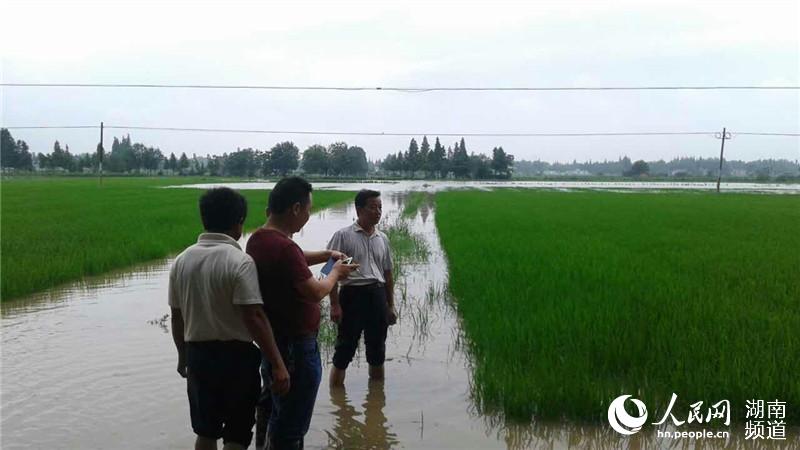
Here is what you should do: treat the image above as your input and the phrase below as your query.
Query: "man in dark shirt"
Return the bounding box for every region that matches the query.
[246,177,357,450]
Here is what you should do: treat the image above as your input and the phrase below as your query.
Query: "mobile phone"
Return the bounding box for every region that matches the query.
[321,256,354,276]
[321,257,336,276]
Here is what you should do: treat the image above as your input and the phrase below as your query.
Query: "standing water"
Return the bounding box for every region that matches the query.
[2,187,797,449]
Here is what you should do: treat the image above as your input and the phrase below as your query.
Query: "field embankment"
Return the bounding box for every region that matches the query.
[435,189,800,423]
[1,177,353,301]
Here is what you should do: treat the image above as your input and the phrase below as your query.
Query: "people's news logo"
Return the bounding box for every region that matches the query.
[607,394,788,441]
[607,395,648,435]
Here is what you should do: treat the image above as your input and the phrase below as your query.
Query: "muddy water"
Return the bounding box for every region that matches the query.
[2,191,798,449]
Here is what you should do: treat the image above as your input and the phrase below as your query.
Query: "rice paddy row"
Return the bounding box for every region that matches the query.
[0,177,353,301]
[434,189,800,423]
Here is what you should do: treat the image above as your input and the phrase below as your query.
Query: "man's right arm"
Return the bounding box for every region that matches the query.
[170,308,187,378]
[240,305,290,395]
[295,262,353,302]
[168,266,187,378]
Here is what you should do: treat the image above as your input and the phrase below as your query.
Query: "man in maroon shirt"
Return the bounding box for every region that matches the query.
[246,177,357,450]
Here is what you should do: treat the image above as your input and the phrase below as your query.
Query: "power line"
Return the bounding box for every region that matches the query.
[2,83,798,92]
[4,125,800,137]
[734,132,800,137]
[3,126,99,130]
[2,125,716,136]
[108,126,725,137]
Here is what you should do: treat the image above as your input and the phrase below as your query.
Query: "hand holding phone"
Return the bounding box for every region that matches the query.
[321,256,355,276]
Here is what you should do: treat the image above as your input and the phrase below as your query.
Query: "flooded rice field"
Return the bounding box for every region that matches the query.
[167,179,800,195]
[2,189,798,449]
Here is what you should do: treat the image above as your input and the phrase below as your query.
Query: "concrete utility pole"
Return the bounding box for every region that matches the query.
[98,121,104,185]
[715,127,731,193]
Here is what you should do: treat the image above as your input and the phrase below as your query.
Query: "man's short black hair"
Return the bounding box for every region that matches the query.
[268,176,313,215]
[355,189,381,209]
[199,187,248,233]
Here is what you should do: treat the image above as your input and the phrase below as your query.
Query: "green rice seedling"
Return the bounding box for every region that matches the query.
[435,189,800,423]
[401,191,428,218]
[0,177,353,300]
[385,220,429,265]
[317,301,338,362]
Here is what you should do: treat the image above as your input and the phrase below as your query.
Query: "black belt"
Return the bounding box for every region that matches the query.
[342,282,385,289]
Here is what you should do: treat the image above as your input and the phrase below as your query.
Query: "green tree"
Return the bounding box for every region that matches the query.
[328,142,349,176]
[225,148,257,177]
[406,138,419,176]
[451,138,470,178]
[15,140,33,171]
[168,153,178,172]
[107,136,138,173]
[419,136,431,176]
[429,137,446,179]
[328,142,368,176]
[625,160,650,177]
[270,141,300,176]
[346,146,369,176]
[491,146,514,179]
[141,147,164,174]
[50,141,76,171]
[1,128,16,168]
[1,129,33,170]
[301,144,330,175]
[207,155,222,176]
[469,153,492,179]
[179,152,190,174]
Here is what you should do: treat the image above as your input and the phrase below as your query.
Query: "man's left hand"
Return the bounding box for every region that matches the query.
[330,250,347,260]
[177,354,187,378]
[387,306,398,326]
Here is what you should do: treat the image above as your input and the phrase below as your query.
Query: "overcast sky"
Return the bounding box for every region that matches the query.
[2,0,798,162]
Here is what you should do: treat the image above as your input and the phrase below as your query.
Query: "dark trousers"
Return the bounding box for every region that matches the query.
[332,284,389,370]
[259,335,322,449]
[186,340,261,447]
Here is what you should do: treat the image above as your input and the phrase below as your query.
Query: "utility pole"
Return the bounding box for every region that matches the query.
[715,127,730,193]
[98,121,104,186]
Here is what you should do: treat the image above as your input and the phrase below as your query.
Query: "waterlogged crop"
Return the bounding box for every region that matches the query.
[1,177,353,300]
[435,189,800,423]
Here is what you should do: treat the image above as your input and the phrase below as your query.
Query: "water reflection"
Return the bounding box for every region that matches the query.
[326,381,399,450]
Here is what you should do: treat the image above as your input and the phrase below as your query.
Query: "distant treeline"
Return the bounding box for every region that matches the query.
[3,128,797,180]
[377,136,514,179]
[0,129,514,179]
[514,156,800,180]
[0,128,368,177]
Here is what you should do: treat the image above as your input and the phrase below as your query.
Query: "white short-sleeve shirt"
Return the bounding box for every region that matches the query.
[169,233,263,342]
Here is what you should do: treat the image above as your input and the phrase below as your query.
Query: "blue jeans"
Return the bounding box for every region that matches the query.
[260,335,322,447]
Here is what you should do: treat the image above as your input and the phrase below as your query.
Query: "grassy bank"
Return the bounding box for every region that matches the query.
[435,189,800,423]
[0,177,353,301]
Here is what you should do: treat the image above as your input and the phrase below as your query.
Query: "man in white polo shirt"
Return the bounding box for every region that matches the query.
[169,187,289,450]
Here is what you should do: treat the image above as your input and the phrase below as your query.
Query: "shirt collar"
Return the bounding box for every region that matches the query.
[352,221,379,237]
[198,232,242,250]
